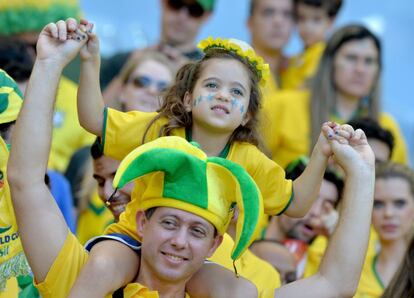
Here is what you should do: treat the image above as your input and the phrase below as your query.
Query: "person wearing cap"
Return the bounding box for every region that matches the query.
[0,0,95,173]
[0,69,31,296]
[7,31,378,297]
[102,0,215,107]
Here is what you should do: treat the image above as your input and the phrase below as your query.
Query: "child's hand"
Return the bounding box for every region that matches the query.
[36,18,88,66]
[78,19,100,61]
[329,124,375,172]
[315,121,341,158]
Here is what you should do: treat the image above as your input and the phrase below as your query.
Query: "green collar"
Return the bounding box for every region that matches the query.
[372,254,385,289]
[185,127,230,158]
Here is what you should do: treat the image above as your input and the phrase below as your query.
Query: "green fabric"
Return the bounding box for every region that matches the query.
[87,200,107,216]
[17,274,40,298]
[208,156,261,259]
[101,107,108,151]
[0,71,23,97]
[117,148,209,209]
[0,4,81,36]
[0,93,8,113]
[0,251,30,292]
[185,127,230,158]
[372,254,385,289]
[196,0,215,11]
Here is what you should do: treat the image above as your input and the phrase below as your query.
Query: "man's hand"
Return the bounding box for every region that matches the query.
[329,124,375,173]
[36,18,88,67]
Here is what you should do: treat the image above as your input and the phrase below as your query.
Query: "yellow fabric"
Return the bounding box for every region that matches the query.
[76,190,114,245]
[103,108,292,217]
[48,76,95,172]
[36,232,184,298]
[0,138,29,291]
[0,69,23,125]
[354,253,384,298]
[266,91,409,168]
[110,136,265,260]
[303,227,379,278]
[209,233,280,296]
[281,42,326,90]
[0,278,18,298]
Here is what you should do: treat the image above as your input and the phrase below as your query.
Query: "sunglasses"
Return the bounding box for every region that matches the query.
[130,75,169,93]
[167,0,205,18]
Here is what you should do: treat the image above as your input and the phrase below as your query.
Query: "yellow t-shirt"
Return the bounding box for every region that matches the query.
[102,108,293,217]
[267,91,409,168]
[0,278,18,298]
[48,76,95,172]
[35,232,189,298]
[303,227,379,278]
[354,254,384,298]
[209,233,280,297]
[76,191,114,245]
[281,42,326,90]
[0,138,30,292]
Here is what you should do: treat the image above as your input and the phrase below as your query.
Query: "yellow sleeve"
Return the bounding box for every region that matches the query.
[379,113,409,164]
[102,108,171,161]
[35,232,88,298]
[228,143,293,215]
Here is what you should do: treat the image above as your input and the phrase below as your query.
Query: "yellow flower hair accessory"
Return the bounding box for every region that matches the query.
[198,37,270,87]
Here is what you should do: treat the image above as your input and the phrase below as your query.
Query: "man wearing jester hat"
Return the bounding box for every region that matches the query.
[6,33,263,296]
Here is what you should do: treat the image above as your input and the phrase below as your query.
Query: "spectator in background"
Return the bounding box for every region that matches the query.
[281,0,343,90]
[355,162,414,298]
[115,51,175,112]
[267,24,408,168]
[247,0,294,95]
[76,139,132,244]
[0,0,95,173]
[102,0,215,106]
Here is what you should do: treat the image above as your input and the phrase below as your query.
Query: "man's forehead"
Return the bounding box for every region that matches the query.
[254,0,293,11]
[152,207,214,228]
[93,156,120,176]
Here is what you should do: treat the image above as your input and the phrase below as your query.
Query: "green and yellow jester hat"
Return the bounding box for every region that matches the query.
[0,69,23,125]
[0,0,81,36]
[108,136,264,262]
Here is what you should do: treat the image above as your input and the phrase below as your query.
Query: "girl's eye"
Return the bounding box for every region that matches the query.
[232,88,243,96]
[394,199,407,209]
[373,200,384,209]
[205,82,217,89]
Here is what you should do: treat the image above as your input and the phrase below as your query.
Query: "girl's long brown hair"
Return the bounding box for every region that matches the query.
[309,24,382,147]
[142,48,263,147]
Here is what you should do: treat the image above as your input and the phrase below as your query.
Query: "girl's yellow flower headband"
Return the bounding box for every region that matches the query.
[198,37,270,87]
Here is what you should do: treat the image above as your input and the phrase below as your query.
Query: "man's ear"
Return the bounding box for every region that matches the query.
[136,211,147,238]
[183,91,193,112]
[206,234,223,258]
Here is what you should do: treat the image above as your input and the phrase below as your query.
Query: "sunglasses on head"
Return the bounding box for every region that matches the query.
[130,75,169,93]
[167,0,205,18]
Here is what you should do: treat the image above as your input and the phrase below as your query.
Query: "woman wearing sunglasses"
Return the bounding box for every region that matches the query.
[116,51,175,112]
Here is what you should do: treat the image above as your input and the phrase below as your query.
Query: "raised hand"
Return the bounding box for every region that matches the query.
[36,18,88,67]
[78,19,100,61]
[329,124,375,172]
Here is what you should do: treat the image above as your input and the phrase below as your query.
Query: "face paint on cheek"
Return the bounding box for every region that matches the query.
[207,93,214,102]
[193,95,202,107]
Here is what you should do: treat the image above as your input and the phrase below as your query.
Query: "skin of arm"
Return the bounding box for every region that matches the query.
[7,19,88,282]
[275,126,375,297]
[77,23,105,136]
[287,123,335,217]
